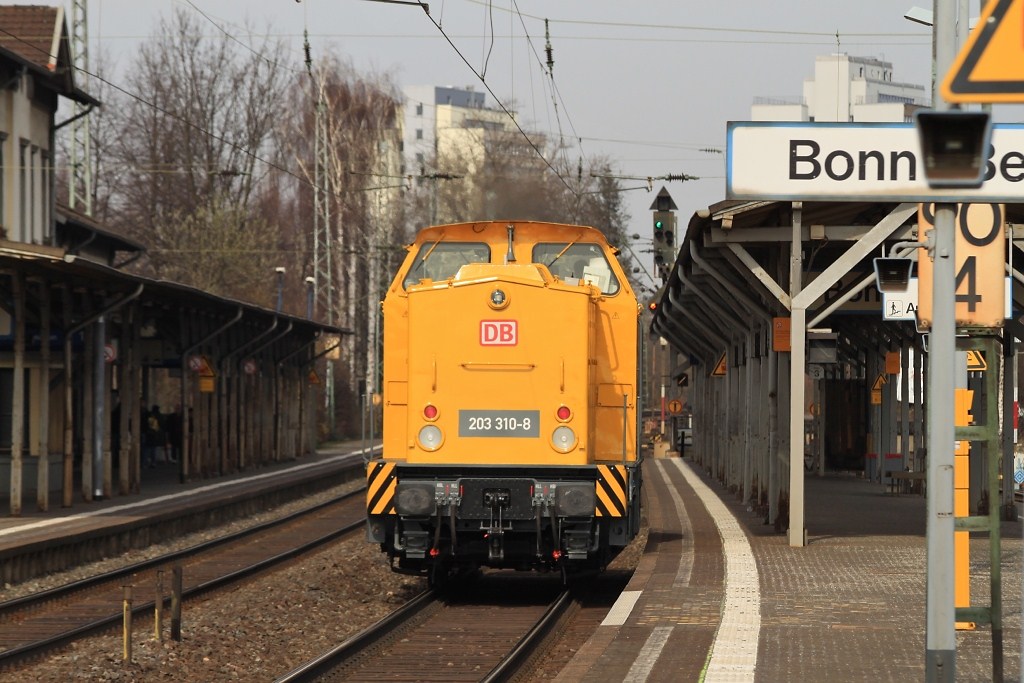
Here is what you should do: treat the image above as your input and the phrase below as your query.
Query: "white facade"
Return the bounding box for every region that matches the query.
[752,54,927,123]
[401,85,511,178]
[0,74,54,245]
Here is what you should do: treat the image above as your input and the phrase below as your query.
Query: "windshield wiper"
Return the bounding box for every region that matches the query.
[546,236,580,269]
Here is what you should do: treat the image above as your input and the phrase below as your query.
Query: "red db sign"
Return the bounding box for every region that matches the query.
[480,320,517,346]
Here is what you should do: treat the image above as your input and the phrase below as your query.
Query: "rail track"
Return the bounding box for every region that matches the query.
[0,489,367,670]
[275,572,585,683]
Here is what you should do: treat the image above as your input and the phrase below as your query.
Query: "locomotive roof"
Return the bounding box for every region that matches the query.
[413,221,610,244]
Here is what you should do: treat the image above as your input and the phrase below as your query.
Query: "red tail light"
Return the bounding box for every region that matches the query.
[423,404,438,420]
[429,547,440,557]
[556,405,571,421]
[552,550,563,561]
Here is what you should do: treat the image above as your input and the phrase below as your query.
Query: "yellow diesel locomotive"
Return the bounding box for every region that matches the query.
[366,220,643,581]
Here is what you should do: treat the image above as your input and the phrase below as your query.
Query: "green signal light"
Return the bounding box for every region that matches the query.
[654,220,664,230]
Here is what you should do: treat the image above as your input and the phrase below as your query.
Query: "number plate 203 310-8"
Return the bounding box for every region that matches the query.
[458,410,540,438]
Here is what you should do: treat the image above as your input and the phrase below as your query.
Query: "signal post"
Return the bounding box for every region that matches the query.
[651,187,677,282]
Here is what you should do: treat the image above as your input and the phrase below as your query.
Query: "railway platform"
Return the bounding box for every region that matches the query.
[559,455,1022,683]
[0,441,374,586]
[1,443,1020,681]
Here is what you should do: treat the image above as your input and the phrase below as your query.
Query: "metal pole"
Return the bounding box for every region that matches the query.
[305,276,314,319]
[275,267,285,313]
[154,569,164,642]
[9,272,24,516]
[767,344,779,526]
[789,203,806,547]
[982,336,1004,681]
[926,0,958,679]
[659,375,666,438]
[122,585,132,661]
[93,316,105,499]
[170,564,182,641]
[927,203,957,682]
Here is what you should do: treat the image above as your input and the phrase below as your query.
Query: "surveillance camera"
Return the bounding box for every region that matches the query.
[873,257,913,293]
[914,110,992,188]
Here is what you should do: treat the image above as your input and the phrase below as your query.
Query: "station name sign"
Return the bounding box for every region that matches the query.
[726,121,1024,202]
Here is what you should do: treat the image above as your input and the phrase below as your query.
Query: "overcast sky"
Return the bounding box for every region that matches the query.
[81,0,1015,259]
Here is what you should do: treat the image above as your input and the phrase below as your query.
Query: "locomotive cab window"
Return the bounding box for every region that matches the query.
[404,242,490,288]
[534,242,620,295]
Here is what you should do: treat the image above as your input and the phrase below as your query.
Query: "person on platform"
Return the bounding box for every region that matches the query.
[143,405,163,468]
[166,406,182,464]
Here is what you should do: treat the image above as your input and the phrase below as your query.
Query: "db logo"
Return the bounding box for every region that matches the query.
[480,320,517,346]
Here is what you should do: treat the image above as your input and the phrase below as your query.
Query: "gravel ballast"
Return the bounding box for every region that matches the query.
[4,479,646,682]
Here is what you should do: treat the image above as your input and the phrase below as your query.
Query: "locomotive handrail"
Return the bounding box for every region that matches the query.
[621,393,628,465]
[460,362,536,370]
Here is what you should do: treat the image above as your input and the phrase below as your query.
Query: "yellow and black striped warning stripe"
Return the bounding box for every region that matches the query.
[366,461,397,515]
[595,464,627,517]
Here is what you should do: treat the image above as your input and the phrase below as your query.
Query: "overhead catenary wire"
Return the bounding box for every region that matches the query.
[88,30,928,48]
[75,8,926,176]
[413,1,578,197]
[507,1,589,174]
[182,0,304,74]
[0,25,358,206]
[459,1,927,38]
[480,0,495,79]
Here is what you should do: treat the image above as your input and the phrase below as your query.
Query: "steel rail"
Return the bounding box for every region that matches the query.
[272,590,438,683]
[481,589,573,682]
[0,479,362,616]
[275,586,572,683]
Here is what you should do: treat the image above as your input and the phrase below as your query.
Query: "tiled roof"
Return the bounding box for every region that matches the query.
[0,5,61,71]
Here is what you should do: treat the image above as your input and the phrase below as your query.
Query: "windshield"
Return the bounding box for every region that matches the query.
[403,242,491,288]
[533,242,620,295]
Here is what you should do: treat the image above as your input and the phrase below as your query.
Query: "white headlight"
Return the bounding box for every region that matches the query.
[418,425,443,451]
[551,426,577,452]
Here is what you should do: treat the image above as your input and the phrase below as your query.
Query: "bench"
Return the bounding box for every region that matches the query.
[888,470,926,495]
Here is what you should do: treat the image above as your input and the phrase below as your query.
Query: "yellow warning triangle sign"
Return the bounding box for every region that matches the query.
[966,349,987,371]
[872,374,887,391]
[942,0,1024,103]
[712,352,727,377]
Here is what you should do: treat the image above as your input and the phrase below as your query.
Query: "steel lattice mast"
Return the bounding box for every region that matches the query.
[306,31,336,436]
[69,0,92,215]
[312,96,332,324]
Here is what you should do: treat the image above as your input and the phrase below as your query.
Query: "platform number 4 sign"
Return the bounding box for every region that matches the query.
[916,203,1005,330]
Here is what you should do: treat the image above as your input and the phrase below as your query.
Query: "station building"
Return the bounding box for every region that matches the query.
[0,6,346,516]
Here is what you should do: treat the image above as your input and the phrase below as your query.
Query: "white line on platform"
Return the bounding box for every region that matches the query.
[656,459,694,589]
[670,458,761,682]
[0,446,378,539]
[623,626,674,682]
[601,590,642,627]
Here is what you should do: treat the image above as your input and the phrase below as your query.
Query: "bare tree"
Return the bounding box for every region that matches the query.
[407,135,640,293]
[55,49,129,226]
[278,56,403,428]
[106,9,289,302]
[412,129,631,238]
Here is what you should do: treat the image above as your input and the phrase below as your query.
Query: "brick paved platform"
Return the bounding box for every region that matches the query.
[559,457,1022,683]
[0,441,373,584]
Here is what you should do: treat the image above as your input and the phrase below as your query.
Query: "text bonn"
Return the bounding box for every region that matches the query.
[789,140,1024,183]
